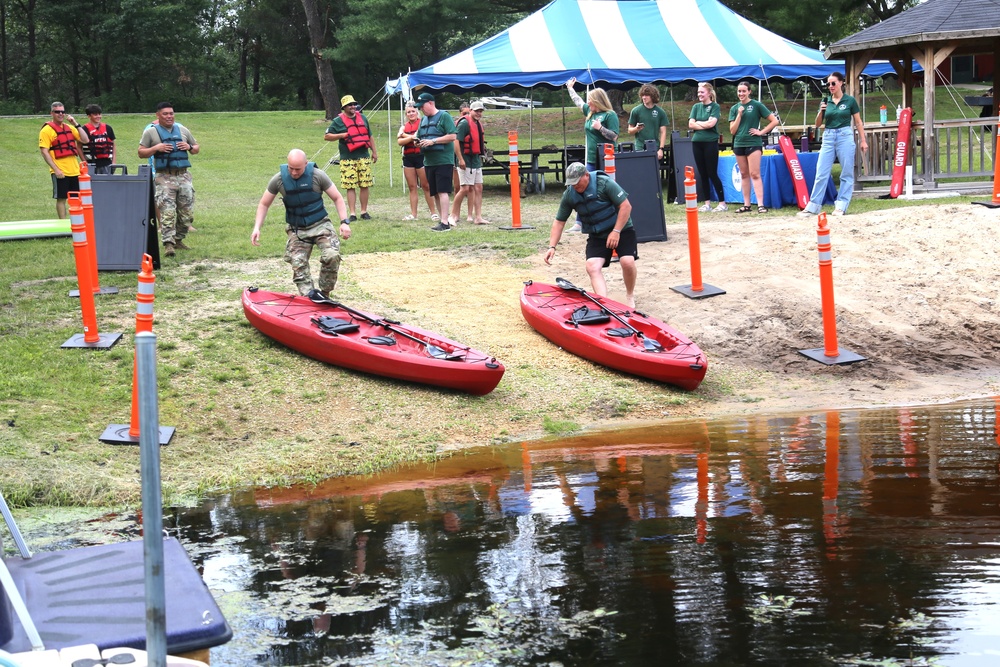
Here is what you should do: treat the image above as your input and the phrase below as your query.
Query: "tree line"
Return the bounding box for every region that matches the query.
[0,0,910,117]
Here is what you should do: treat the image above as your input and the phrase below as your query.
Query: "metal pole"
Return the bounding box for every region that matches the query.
[136,331,167,667]
[0,493,31,558]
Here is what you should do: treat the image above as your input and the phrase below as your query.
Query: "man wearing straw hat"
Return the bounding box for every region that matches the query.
[324,94,377,221]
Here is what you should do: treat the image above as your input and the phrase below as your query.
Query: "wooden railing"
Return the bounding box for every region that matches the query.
[857,117,997,184]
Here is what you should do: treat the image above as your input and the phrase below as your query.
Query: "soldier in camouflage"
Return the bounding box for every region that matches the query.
[252,149,352,298]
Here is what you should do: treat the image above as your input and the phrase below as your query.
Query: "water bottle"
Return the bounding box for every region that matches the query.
[879,105,887,125]
[896,105,902,121]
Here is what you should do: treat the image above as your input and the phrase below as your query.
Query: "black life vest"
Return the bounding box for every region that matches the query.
[459,117,484,156]
[417,111,448,153]
[402,118,421,156]
[84,122,113,161]
[565,171,619,235]
[152,124,192,170]
[280,162,328,228]
[43,121,79,159]
[339,112,372,152]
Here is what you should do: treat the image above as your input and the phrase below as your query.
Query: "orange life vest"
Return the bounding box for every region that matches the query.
[43,121,79,159]
[460,117,484,156]
[339,112,372,152]
[84,122,113,160]
[402,118,421,156]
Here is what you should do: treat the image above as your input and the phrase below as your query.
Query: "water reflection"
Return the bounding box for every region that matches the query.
[171,398,1000,666]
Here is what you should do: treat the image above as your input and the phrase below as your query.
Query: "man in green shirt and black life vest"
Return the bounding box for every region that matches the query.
[251,149,352,300]
[544,162,639,309]
[138,102,200,257]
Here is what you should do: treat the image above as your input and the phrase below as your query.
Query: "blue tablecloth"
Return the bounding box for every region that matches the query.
[717,152,837,209]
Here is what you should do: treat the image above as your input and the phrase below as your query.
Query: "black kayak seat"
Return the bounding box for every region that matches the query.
[313,316,360,335]
[570,306,611,325]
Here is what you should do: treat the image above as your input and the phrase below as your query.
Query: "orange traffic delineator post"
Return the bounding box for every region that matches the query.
[799,213,865,365]
[972,132,1000,208]
[671,166,725,299]
[101,253,174,445]
[500,130,535,231]
[603,143,616,181]
[69,162,119,297]
[61,192,122,349]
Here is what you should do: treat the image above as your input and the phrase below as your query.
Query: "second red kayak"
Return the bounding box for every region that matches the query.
[520,280,707,390]
[242,287,504,395]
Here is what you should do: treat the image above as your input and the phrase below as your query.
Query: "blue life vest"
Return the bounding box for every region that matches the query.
[152,124,191,170]
[417,111,447,152]
[565,171,619,234]
[280,162,328,228]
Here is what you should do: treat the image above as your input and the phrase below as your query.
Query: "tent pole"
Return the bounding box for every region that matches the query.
[388,92,394,189]
[530,87,534,150]
[669,84,675,133]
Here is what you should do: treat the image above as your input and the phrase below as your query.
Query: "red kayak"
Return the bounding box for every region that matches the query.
[520,279,707,390]
[242,287,504,395]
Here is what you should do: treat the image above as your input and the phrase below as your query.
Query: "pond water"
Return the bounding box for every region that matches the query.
[170,398,1000,666]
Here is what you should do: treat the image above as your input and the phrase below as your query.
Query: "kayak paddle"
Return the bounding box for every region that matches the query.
[554,277,664,352]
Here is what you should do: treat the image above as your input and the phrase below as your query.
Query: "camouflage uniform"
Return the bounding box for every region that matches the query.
[285,219,341,296]
[155,170,194,245]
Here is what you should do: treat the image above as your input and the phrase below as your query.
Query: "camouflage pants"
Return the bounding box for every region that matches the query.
[155,171,195,244]
[284,220,341,295]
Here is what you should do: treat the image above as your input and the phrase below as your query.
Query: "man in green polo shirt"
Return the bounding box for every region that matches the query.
[544,163,639,308]
[627,83,669,161]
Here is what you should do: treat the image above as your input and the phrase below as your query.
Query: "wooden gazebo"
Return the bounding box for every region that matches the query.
[826,0,998,187]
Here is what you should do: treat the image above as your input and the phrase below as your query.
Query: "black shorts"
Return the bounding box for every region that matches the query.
[425,164,453,196]
[733,145,763,157]
[51,174,80,200]
[586,226,639,268]
[402,153,425,169]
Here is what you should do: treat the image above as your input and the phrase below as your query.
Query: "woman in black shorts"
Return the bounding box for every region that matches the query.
[397,102,439,221]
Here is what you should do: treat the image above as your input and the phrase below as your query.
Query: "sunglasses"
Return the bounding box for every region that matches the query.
[827,81,839,87]
[53,110,65,114]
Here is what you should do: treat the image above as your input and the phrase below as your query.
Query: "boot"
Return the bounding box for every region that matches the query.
[163,242,176,257]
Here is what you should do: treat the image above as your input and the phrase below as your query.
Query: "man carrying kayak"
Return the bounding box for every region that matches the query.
[544,162,638,308]
[251,149,351,300]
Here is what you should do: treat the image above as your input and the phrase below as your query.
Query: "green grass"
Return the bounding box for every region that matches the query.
[0,106,989,510]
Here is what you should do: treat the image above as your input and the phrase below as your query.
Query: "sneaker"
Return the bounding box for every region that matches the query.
[307,288,328,303]
[360,212,371,220]
[832,208,845,216]
[569,223,582,233]
[698,203,712,213]
[163,243,175,257]
[713,202,728,212]
[174,240,191,250]
[402,214,416,221]
[430,222,452,232]
[430,213,441,222]
[796,210,813,218]
[349,214,357,222]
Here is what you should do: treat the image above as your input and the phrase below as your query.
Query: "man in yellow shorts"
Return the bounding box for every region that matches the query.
[324,95,377,221]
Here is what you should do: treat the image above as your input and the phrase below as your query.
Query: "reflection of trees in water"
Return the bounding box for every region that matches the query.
[171,400,1000,665]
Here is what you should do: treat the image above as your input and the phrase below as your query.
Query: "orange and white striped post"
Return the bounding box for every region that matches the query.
[798,214,865,365]
[670,166,725,299]
[603,143,616,181]
[500,130,534,231]
[973,132,1000,207]
[100,253,173,444]
[76,162,119,296]
[61,193,122,349]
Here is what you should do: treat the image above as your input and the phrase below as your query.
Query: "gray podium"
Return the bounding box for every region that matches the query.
[90,165,160,270]
[600,142,667,243]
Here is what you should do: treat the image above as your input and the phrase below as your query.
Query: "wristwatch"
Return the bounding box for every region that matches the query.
[341,218,350,225]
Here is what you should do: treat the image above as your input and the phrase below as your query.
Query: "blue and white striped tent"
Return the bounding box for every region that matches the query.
[389,0,896,94]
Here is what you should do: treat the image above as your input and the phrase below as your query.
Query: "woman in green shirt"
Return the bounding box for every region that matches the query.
[798,71,868,217]
[565,77,620,170]
[728,81,779,213]
[688,82,726,212]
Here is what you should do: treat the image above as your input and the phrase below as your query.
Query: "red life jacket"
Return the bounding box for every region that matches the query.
[339,112,372,152]
[460,117,484,156]
[43,121,79,159]
[402,118,421,156]
[84,122,113,160]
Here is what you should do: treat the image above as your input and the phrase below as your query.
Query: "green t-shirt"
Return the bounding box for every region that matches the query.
[417,111,457,167]
[689,102,722,142]
[728,100,773,148]
[326,113,372,160]
[555,173,633,234]
[822,94,860,130]
[581,103,619,165]
[455,117,483,169]
[627,104,669,148]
